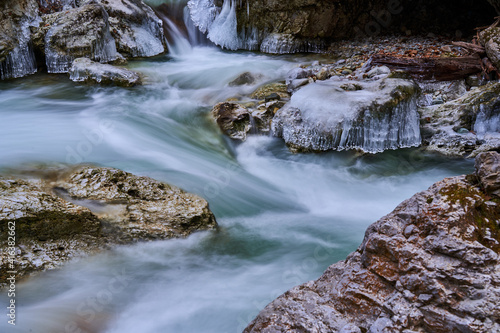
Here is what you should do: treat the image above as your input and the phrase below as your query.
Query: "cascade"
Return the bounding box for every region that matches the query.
[162,14,193,56]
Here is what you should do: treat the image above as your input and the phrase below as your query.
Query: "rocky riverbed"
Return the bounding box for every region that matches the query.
[0,165,217,287]
[244,152,500,333]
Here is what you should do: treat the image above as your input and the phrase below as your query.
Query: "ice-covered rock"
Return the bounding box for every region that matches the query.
[421,82,500,157]
[39,3,118,73]
[69,57,141,86]
[272,77,422,153]
[245,153,500,333]
[101,0,166,58]
[0,0,39,80]
[0,165,217,286]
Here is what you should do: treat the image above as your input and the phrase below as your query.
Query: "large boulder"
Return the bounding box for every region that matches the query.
[420,82,500,157]
[245,154,500,333]
[69,57,141,86]
[0,165,217,286]
[476,151,500,197]
[34,3,118,73]
[272,75,421,153]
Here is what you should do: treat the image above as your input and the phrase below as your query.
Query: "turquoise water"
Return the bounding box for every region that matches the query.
[0,46,473,333]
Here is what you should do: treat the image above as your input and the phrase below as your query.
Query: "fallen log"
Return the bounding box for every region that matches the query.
[451,41,485,55]
[369,54,483,81]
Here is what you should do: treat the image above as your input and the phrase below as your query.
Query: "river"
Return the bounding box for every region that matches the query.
[0,8,473,333]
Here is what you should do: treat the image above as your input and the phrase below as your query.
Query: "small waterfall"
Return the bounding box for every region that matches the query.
[163,15,193,56]
[0,17,38,80]
[474,104,500,139]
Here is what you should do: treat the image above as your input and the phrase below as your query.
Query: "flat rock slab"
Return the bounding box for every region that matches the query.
[69,57,141,86]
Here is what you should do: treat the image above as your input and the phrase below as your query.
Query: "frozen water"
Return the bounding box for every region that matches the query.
[0,17,38,80]
[273,78,422,153]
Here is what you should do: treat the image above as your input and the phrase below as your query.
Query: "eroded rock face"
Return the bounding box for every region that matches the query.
[245,154,500,333]
[226,0,495,53]
[272,75,421,153]
[69,57,141,86]
[421,82,500,157]
[0,165,217,286]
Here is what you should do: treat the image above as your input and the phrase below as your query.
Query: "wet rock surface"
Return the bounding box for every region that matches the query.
[245,152,500,333]
[211,102,252,141]
[230,0,496,54]
[0,165,217,286]
[69,57,141,86]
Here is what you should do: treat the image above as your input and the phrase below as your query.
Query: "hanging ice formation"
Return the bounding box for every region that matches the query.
[45,6,118,73]
[187,0,257,50]
[0,17,39,80]
[272,78,422,153]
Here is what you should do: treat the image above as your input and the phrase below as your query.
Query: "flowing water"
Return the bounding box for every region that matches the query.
[0,3,474,333]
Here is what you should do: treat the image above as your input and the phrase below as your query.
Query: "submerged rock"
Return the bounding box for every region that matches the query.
[272,76,422,153]
[69,57,141,86]
[0,165,217,286]
[245,153,500,333]
[421,82,500,157]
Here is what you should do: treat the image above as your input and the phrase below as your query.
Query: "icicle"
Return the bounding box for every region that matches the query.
[272,79,422,153]
[474,104,500,139]
[0,17,38,80]
[206,0,239,50]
